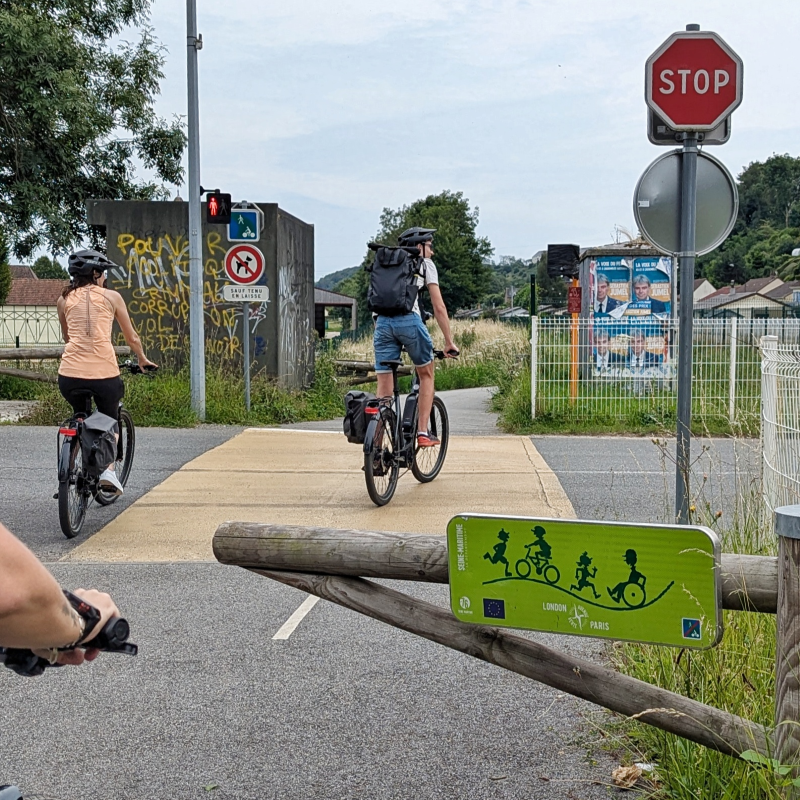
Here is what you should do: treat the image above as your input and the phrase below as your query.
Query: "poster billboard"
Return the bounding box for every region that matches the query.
[589,255,673,381]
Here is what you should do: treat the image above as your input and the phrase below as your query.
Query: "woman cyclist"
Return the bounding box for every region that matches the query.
[57,249,157,496]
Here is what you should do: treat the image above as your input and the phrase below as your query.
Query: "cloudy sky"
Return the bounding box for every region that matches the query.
[142,1,800,279]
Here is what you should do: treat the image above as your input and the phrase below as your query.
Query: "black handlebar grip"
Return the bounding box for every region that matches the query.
[83,617,130,650]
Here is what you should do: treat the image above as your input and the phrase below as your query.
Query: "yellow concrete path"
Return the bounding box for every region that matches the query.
[63,429,575,562]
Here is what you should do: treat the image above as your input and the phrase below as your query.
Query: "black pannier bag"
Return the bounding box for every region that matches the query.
[80,411,119,476]
[343,390,375,444]
[365,246,424,316]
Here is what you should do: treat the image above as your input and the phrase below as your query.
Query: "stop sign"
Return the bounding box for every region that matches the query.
[646,31,742,131]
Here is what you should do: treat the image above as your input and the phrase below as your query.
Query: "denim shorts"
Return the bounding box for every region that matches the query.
[373,313,434,372]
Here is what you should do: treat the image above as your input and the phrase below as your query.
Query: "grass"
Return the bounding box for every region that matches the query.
[333,318,530,393]
[19,349,346,428]
[609,446,784,799]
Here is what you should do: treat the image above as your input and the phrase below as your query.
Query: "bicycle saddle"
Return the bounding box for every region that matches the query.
[379,360,404,369]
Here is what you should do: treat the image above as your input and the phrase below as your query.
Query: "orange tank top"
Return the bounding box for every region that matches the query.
[59,286,120,379]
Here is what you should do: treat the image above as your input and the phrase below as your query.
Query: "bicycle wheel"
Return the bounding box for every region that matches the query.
[411,396,449,482]
[58,439,89,538]
[95,408,135,506]
[364,409,399,506]
[543,564,561,586]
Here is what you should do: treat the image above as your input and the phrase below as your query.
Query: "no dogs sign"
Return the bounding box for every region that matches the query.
[224,244,265,285]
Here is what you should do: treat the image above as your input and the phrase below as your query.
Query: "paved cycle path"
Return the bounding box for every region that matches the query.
[62,428,573,562]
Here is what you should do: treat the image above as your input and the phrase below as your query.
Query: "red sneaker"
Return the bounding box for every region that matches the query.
[417,431,440,448]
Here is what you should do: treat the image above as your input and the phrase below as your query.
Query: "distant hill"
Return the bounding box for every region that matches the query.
[316,265,360,291]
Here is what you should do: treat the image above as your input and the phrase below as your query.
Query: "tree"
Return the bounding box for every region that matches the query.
[0,229,10,305]
[32,256,68,280]
[342,191,493,323]
[0,1,186,259]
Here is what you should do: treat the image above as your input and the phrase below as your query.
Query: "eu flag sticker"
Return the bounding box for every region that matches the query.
[682,618,702,640]
[483,598,506,619]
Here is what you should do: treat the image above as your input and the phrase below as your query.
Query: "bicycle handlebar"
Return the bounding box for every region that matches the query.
[0,591,137,677]
[120,360,158,376]
[433,348,460,360]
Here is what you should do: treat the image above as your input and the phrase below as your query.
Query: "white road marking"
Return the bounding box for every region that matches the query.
[272,595,320,640]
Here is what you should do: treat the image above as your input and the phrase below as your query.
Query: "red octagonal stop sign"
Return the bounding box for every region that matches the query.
[646,31,743,131]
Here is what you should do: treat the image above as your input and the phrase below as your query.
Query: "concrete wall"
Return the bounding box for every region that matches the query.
[86,200,314,388]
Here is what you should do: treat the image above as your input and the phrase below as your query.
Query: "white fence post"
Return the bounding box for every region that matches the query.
[729,316,738,425]
[761,335,779,518]
[530,315,538,420]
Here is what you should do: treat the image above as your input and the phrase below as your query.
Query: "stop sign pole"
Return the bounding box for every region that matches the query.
[645,25,743,524]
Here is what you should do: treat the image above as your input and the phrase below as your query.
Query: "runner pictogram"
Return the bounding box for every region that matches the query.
[224,244,265,285]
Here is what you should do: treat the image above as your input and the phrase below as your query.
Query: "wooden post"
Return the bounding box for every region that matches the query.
[0,346,130,361]
[775,505,800,780]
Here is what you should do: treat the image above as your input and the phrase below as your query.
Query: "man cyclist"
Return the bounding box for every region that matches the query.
[56,250,157,496]
[373,227,458,446]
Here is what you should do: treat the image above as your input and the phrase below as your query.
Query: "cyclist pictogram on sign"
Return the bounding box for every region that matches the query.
[224,244,265,285]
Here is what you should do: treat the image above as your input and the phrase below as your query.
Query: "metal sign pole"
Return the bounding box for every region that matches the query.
[243,302,251,412]
[186,0,205,419]
[675,133,699,524]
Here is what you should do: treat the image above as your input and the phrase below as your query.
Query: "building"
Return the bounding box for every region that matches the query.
[694,277,794,318]
[1,267,66,346]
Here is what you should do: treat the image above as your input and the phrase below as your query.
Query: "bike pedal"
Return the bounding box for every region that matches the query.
[52,491,59,500]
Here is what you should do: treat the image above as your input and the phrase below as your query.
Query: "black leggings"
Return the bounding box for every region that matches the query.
[58,375,125,419]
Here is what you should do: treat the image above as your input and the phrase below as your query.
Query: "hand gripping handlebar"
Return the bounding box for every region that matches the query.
[0,590,137,677]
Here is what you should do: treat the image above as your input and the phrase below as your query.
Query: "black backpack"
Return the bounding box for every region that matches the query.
[365,246,425,317]
[80,410,119,476]
[343,391,375,444]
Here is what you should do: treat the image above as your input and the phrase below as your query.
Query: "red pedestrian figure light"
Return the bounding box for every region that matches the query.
[206,191,232,224]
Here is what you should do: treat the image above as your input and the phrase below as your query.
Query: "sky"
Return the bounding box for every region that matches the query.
[138,0,800,280]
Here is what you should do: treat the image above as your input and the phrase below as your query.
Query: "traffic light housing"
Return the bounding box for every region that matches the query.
[206,191,232,224]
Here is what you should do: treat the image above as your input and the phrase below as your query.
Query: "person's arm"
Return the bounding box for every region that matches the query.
[107,291,158,368]
[426,283,458,357]
[0,523,119,655]
[56,296,69,344]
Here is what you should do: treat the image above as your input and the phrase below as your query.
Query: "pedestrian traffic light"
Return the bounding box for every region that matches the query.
[206,191,232,224]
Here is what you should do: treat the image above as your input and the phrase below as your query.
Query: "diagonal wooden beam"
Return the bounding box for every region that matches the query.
[248,567,770,759]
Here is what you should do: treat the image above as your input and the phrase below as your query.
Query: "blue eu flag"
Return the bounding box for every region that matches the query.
[483,598,505,619]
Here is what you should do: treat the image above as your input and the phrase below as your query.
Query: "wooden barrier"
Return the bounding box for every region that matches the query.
[0,346,130,360]
[213,522,774,759]
[213,522,779,613]
[0,346,131,383]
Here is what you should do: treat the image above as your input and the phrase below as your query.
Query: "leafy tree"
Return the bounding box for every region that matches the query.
[341,191,494,323]
[0,228,10,305]
[0,1,186,259]
[738,154,800,230]
[32,256,68,279]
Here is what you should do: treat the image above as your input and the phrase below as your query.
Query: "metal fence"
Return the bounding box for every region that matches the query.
[761,335,800,516]
[0,308,61,347]
[530,316,800,432]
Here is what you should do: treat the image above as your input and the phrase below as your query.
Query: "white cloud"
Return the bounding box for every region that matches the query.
[138,0,800,276]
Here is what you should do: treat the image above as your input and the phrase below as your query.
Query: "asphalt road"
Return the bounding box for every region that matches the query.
[0,425,242,561]
[2,397,763,799]
[532,434,761,525]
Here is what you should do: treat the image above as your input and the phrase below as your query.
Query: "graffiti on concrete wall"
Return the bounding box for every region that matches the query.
[108,231,270,360]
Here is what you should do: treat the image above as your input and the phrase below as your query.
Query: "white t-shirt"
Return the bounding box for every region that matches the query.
[413,258,439,317]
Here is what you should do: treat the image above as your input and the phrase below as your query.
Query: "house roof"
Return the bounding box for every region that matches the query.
[694,278,714,289]
[695,291,787,310]
[10,265,36,280]
[5,278,67,306]
[314,287,356,306]
[765,280,800,300]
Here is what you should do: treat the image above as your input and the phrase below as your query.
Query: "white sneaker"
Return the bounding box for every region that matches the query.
[98,468,124,496]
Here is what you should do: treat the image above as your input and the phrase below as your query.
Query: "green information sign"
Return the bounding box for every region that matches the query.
[448,514,722,649]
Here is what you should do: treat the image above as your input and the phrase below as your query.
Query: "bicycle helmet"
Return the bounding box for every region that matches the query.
[68,249,117,278]
[398,227,436,246]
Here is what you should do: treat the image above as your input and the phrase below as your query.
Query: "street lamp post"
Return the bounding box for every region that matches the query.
[186,0,205,419]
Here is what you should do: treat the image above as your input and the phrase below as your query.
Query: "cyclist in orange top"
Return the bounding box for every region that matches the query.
[56,250,157,496]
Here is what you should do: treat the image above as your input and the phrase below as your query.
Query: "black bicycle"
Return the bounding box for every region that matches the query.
[362,350,452,506]
[56,361,156,539]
